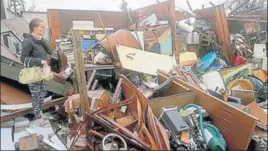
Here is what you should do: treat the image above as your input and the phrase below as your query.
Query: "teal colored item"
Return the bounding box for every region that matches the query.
[199,52,217,72]
[184,104,226,151]
[159,36,172,55]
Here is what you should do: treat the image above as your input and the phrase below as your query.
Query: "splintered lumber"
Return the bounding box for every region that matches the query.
[72,30,90,116]
[1,97,67,122]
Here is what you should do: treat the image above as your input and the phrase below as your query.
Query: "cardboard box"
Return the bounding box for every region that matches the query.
[155,70,257,150]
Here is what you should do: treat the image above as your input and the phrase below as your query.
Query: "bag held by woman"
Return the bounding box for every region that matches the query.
[19,58,53,84]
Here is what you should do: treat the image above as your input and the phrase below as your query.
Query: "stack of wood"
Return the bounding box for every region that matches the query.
[231,34,253,58]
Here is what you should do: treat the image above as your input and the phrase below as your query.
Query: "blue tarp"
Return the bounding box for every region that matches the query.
[80,40,97,52]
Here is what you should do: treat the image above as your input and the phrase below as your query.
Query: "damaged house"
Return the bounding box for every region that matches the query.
[0,0,267,150]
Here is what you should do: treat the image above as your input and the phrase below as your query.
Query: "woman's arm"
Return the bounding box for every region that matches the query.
[20,39,42,67]
[41,38,53,55]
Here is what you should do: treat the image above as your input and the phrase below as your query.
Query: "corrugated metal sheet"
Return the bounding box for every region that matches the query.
[48,9,129,48]
[2,18,29,40]
[57,10,128,34]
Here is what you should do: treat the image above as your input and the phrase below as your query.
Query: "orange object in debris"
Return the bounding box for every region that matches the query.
[180,130,190,144]
[98,29,141,61]
[253,69,267,82]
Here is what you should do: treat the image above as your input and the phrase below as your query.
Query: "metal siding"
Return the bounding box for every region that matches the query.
[56,10,128,35]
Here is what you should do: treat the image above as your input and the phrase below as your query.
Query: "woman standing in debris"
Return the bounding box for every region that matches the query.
[20,18,53,123]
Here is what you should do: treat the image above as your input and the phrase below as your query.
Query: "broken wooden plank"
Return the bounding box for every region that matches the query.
[72,30,90,115]
[86,70,96,90]
[1,96,52,110]
[169,0,177,52]
[1,97,67,122]
[91,80,98,90]
[0,82,31,104]
[112,78,123,103]
[84,64,115,71]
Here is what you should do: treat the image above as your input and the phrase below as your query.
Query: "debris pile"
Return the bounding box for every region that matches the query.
[1,0,267,151]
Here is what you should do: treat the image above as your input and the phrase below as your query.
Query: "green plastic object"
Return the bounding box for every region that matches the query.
[203,123,226,150]
[184,104,226,151]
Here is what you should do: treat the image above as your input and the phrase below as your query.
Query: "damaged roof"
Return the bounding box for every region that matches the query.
[1,17,29,40]
[1,21,10,33]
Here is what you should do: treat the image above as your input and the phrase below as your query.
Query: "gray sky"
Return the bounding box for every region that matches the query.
[25,0,226,12]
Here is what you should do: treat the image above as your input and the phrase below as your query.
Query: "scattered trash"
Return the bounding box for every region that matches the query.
[0,1,267,150]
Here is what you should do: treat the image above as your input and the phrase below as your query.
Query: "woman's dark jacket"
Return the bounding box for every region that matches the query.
[20,33,53,67]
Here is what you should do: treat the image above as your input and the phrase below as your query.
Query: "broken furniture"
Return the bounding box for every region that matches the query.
[156,70,258,150]
[1,97,67,122]
[65,75,170,150]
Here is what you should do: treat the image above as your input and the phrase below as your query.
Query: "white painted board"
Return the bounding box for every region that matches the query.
[73,20,94,29]
[201,71,226,91]
[1,128,15,150]
[262,57,267,71]
[116,44,175,76]
[140,13,158,26]
[254,44,266,58]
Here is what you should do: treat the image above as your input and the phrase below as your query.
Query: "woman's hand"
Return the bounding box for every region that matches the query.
[41,60,47,65]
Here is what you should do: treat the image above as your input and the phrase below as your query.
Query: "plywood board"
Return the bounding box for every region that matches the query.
[231,90,255,105]
[1,96,52,110]
[0,82,31,104]
[150,92,196,117]
[247,101,267,128]
[116,44,175,75]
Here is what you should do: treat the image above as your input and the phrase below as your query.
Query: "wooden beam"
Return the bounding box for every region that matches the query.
[209,1,216,7]
[91,80,98,90]
[97,12,116,62]
[112,78,123,103]
[72,30,90,116]
[186,0,193,11]
[1,97,67,122]
[214,5,233,63]
[127,9,143,50]
[169,0,177,52]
